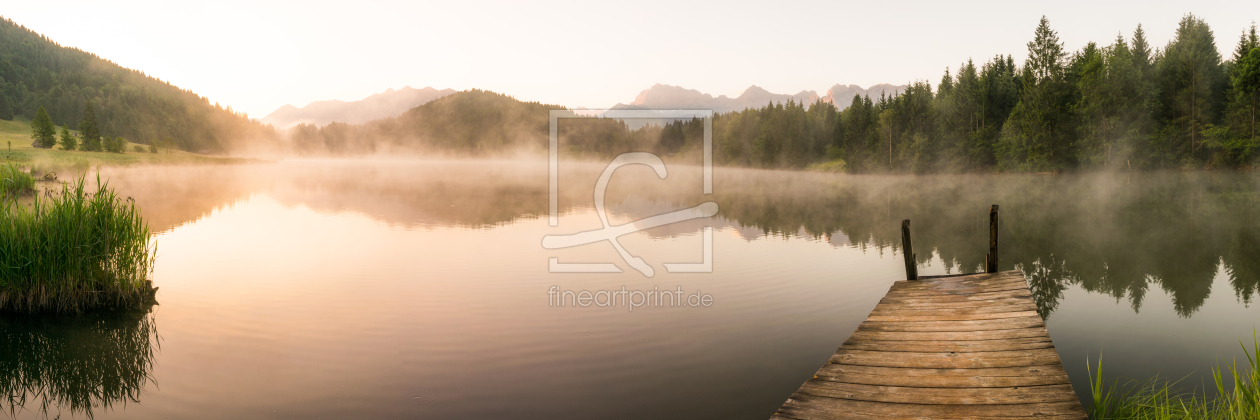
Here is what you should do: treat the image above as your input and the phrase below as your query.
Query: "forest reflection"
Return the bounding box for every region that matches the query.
[99,161,1260,319]
[0,307,157,418]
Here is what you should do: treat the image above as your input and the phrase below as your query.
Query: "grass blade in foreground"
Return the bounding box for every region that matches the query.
[1090,331,1260,419]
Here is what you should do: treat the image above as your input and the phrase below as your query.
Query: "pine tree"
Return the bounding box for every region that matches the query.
[58,125,76,150]
[998,16,1074,171]
[1156,14,1226,165]
[1132,24,1154,79]
[1027,16,1066,83]
[79,101,101,152]
[30,105,56,148]
[1225,22,1260,164]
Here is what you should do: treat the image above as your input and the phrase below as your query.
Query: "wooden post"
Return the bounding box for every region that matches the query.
[901,219,917,280]
[986,205,999,273]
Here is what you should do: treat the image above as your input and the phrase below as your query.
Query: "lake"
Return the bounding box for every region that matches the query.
[3,159,1258,419]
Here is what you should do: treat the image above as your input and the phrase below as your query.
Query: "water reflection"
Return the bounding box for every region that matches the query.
[98,161,1260,319]
[0,307,157,418]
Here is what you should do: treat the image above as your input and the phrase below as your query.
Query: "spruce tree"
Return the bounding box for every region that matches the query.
[1156,14,1225,163]
[58,125,77,150]
[79,101,101,152]
[1226,25,1260,162]
[1027,16,1066,83]
[998,16,1073,171]
[1132,24,1154,78]
[30,106,56,148]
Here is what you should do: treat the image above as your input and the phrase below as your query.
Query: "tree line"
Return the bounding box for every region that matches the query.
[0,17,275,152]
[289,15,1259,172]
[712,15,1260,172]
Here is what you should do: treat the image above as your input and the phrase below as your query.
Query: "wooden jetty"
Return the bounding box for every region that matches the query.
[773,207,1087,419]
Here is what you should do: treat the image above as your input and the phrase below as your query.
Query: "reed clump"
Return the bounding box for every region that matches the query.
[0,175,156,313]
[0,163,34,198]
[1089,332,1260,419]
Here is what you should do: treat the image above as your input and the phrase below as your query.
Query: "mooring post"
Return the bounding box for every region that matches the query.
[901,219,917,280]
[986,205,999,273]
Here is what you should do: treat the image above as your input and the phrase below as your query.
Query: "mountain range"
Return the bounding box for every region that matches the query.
[611,83,906,113]
[261,86,455,129]
[266,83,907,129]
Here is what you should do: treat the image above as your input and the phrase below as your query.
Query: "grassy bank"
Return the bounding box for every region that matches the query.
[1089,333,1260,419]
[1,118,259,174]
[0,176,156,313]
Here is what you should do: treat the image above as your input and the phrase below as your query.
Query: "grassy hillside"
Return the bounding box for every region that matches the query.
[0,17,276,152]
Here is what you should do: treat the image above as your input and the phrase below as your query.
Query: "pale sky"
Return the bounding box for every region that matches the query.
[5,1,1255,119]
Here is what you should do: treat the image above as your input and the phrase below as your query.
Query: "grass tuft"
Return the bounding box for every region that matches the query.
[0,163,34,198]
[1090,331,1260,419]
[0,175,156,313]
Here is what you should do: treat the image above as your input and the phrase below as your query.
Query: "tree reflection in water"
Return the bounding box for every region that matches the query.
[0,307,157,418]
[100,162,1260,320]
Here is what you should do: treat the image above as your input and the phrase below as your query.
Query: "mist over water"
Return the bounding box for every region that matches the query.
[5,159,1258,418]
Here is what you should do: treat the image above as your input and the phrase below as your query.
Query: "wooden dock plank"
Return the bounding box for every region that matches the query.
[773,270,1086,419]
[841,337,1054,352]
[811,365,1072,388]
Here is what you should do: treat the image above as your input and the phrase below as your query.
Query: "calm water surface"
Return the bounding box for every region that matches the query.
[3,160,1258,419]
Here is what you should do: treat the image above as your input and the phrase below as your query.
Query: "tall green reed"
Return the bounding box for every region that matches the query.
[0,163,34,198]
[0,175,155,312]
[1090,331,1260,419]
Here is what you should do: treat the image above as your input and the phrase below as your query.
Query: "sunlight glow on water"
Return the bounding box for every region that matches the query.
[4,160,1258,419]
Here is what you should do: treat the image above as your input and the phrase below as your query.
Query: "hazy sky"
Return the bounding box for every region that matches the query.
[5,1,1256,118]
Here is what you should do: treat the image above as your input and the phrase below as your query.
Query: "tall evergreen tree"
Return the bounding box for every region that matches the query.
[1131,24,1154,79]
[1075,35,1146,168]
[79,101,101,152]
[1155,14,1226,165]
[998,16,1075,171]
[1223,23,1260,164]
[30,105,56,148]
[58,125,76,151]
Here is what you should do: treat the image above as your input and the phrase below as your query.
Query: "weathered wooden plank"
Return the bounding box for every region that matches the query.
[883,284,1031,298]
[879,289,1032,303]
[865,310,1040,322]
[857,316,1044,332]
[778,394,1087,419]
[847,328,1050,341]
[885,281,1029,294]
[896,272,1024,285]
[841,337,1053,352]
[872,298,1037,310]
[891,276,1026,289]
[794,381,1080,405]
[811,364,1071,388]
[829,348,1065,368]
[868,303,1038,316]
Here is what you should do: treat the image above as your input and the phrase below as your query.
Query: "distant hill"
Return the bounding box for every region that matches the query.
[262,86,455,128]
[0,17,273,152]
[612,83,905,113]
